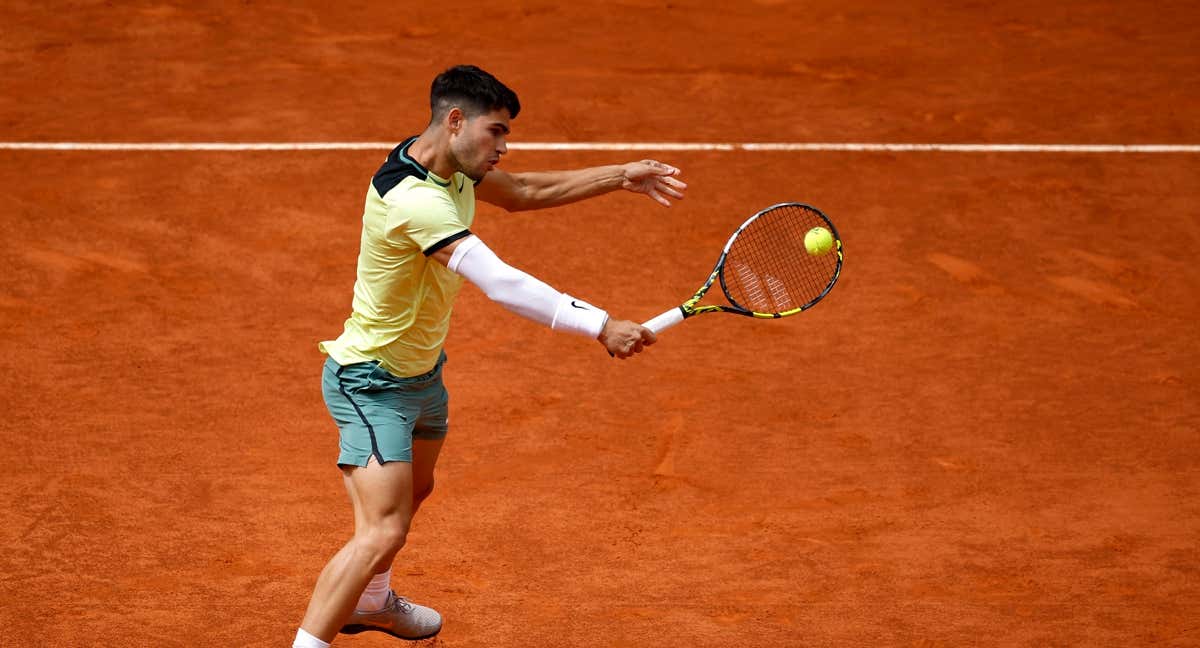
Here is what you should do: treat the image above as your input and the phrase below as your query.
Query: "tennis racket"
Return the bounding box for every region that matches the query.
[643,202,843,333]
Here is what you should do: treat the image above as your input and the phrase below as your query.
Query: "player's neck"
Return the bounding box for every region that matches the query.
[409,130,457,180]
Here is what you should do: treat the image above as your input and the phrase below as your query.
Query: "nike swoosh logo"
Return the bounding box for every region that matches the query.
[570,300,590,310]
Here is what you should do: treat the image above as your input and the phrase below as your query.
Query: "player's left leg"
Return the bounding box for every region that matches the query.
[410,370,450,517]
[411,437,445,515]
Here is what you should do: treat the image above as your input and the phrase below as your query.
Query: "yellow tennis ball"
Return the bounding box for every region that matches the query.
[804,226,834,256]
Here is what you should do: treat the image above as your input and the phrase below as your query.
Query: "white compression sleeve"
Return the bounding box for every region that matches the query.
[448,236,609,338]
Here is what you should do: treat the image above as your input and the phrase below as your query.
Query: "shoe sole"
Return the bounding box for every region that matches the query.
[340,623,442,641]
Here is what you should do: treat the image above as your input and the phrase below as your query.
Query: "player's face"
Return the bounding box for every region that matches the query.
[450,108,510,182]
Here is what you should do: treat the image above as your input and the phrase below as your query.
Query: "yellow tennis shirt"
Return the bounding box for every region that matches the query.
[320,137,475,377]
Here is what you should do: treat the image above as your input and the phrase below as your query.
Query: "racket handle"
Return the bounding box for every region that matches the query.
[643,307,685,334]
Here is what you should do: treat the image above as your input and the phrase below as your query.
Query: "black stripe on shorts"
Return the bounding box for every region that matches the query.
[335,364,384,465]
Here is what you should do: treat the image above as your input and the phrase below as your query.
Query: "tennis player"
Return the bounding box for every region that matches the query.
[292,65,687,648]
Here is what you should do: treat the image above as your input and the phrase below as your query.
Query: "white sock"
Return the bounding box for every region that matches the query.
[356,567,392,612]
[293,628,330,648]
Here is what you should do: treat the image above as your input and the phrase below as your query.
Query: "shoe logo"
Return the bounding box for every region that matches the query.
[570,300,590,310]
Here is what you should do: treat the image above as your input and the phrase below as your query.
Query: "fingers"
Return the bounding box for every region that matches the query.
[656,175,687,199]
[642,172,686,207]
[617,337,644,358]
[606,323,658,359]
[622,160,687,207]
[641,159,680,176]
[640,326,657,345]
[647,182,685,207]
[620,326,657,358]
[613,341,637,359]
[636,160,685,182]
[649,188,669,207]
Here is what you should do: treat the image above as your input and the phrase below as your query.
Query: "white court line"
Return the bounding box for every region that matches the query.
[0,141,1198,153]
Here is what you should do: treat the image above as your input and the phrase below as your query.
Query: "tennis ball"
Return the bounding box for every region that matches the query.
[804,226,834,256]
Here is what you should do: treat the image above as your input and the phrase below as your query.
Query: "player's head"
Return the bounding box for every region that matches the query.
[430,65,520,122]
[432,65,520,181]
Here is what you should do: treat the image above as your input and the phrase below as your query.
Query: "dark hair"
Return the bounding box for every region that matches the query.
[430,65,520,120]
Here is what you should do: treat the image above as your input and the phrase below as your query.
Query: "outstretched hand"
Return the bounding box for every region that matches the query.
[621,160,687,207]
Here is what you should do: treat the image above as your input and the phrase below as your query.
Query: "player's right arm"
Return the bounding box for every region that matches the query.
[428,235,654,359]
[476,161,686,211]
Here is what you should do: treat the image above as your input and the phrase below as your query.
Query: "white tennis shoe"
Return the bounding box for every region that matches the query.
[341,590,442,640]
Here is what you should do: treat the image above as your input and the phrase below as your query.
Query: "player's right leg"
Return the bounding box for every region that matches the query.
[297,459,415,641]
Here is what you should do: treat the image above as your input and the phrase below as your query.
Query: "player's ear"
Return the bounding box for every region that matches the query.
[446,107,465,134]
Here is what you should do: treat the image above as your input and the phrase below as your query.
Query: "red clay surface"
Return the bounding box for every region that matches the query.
[2,2,1198,647]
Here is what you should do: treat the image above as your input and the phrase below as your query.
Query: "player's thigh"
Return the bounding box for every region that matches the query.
[342,458,415,530]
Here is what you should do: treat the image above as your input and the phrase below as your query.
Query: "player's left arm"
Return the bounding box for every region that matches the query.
[427,234,655,358]
[475,160,687,212]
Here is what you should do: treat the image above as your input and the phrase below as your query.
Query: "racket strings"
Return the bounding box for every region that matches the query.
[722,204,839,314]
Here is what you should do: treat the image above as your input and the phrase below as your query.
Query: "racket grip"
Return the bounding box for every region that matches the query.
[643,307,685,334]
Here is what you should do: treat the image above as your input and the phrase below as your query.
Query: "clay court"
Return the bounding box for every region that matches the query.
[2,2,1198,646]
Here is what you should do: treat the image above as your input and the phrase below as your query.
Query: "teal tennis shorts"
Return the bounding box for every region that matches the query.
[321,352,449,467]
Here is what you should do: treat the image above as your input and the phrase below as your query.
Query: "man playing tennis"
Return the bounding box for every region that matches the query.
[292,65,687,648]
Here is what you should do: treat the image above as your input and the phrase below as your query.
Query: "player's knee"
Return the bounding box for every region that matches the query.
[359,518,410,566]
[377,518,410,552]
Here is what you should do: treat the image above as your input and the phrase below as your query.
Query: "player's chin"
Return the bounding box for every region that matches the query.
[468,165,492,182]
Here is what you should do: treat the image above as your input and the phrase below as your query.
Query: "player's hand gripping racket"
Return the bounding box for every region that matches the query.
[643,202,843,333]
